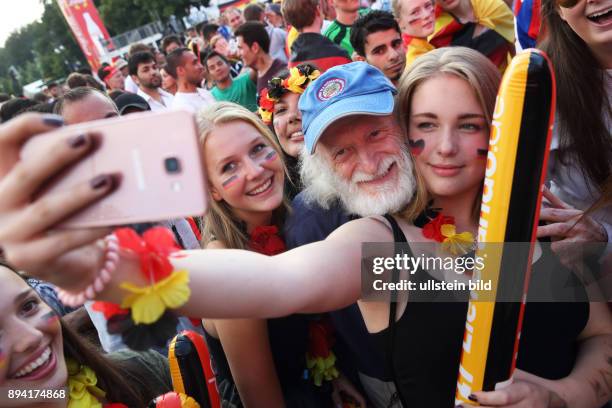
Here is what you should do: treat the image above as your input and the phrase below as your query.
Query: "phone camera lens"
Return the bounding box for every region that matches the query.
[164,157,181,174]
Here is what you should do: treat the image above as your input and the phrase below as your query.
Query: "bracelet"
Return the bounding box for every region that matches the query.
[113,227,190,325]
[57,234,118,307]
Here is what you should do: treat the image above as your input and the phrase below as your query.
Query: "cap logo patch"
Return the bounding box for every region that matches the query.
[317,78,345,101]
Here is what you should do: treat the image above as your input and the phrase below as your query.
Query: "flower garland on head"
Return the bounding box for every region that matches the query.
[257,64,321,124]
[422,213,475,255]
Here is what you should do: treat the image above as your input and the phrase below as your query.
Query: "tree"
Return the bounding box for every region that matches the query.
[0,0,86,94]
[97,0,151,35]
[0,0,195,94]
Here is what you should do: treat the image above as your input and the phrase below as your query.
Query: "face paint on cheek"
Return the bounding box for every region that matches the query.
[41,311,60,327]
[408,139,425,156]
[0,349,6,370]
[477,148,488,159]
[264,150,277,162]
[222,175,240,189]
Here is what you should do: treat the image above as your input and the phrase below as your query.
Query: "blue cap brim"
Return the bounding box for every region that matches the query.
[305,91,395,154]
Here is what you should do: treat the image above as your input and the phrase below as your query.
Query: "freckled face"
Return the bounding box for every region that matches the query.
[408,74,489,200]
[0,268,66,404]
[205,121,285,219]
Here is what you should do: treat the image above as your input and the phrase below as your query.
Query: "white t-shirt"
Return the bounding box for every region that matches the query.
[171,88,216,113]
[137,88,175,111]
[124,75,140,94]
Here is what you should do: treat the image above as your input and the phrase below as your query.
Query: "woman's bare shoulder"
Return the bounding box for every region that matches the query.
[326,216,395,242]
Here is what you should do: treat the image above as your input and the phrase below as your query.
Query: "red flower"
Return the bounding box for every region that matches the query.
[105,404,129,408]
[92,301,128,320]
[307,320,335,358]
[114,227,180,282]
[258,88,275,111]
[248,226,286,255]
[422,214,455,242]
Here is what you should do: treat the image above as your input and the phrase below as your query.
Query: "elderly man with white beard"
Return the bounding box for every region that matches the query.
[283,62,418,408]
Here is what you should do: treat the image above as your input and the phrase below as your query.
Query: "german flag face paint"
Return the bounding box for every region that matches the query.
[264,150,277,162]
[0,349,6,370]
[221,175,239,189]
[41,311,60,327]
[408,138,425,156]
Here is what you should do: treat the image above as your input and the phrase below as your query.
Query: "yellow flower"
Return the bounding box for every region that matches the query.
[67,359,105,408]
[441,224,474,255]
[179,393,201,408]
[120,270,191,324]
[258,107,273,124]
[307,69,321,82]
[285,67,308,94]
[306,352,339,386]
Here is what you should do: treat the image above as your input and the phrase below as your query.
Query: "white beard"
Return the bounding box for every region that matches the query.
[300,147,416,217]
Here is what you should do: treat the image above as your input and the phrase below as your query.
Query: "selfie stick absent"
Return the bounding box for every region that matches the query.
[455,49,556,404]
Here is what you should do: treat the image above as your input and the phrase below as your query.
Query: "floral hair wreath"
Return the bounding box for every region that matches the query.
[258,64,321,124]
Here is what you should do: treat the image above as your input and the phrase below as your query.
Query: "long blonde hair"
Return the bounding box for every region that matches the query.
[396,47,501,220]
[197,102,288,249]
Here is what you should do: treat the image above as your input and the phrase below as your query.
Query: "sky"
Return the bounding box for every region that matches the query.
[0,0,46,47]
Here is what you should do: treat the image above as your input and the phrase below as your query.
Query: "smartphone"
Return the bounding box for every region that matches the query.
[21,110,208,228]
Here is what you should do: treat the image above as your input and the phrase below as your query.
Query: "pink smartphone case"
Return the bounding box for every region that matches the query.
[22,110,208,228]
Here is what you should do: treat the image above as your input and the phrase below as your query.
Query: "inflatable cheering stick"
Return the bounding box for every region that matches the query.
[148,392,200,408]
[455,49,556,404]
[168,330,221,408]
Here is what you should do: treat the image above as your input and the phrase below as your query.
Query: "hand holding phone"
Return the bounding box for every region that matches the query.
[21,110,208,228]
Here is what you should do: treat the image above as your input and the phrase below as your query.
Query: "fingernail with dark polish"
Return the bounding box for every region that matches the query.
[468,394,478,402]
[42,115,64,127]
[90,175,111,189]
[69,134,88,148]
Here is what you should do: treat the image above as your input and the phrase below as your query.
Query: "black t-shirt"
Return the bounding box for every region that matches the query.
[372,215,590,407]
[256,58,287,94]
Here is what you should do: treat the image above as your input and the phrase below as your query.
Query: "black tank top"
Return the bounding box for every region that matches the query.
[372,215,589,407]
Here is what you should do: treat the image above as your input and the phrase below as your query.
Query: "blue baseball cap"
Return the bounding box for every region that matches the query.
[299,62,397,154]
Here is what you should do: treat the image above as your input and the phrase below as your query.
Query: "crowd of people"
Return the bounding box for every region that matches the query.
[0,0,610,406]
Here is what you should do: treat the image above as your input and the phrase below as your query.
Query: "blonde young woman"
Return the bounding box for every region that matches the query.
[196,102,327,407]
[1,48,611,407]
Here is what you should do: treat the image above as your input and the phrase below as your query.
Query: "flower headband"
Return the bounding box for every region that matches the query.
[258,64,321,124]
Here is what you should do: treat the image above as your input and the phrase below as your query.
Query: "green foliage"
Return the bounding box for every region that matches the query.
[98,0,150,35]
[0,0,86,95]
[0,0,195,95]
